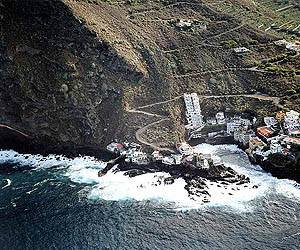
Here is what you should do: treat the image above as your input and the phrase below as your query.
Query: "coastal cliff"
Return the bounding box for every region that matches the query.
[0,0,299,154]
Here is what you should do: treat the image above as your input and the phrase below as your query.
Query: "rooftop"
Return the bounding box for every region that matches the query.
[257,127,274,138]
[283,137,300,145]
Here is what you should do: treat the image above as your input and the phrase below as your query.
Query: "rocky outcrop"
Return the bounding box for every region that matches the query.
[98,156,251,201]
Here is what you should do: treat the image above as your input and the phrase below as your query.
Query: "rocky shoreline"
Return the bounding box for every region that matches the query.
[98,156,255,203]
[234,141,300,184]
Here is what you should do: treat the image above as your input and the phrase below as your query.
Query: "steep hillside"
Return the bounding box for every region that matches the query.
[0,0,299,154]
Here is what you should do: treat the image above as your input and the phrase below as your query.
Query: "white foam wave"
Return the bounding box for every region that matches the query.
[89,170,195,205]
[1,146,300,211]
[2,178,11,189]
[0,149,104,170]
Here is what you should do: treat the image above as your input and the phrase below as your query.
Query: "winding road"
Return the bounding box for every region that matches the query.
[126,93,282,151]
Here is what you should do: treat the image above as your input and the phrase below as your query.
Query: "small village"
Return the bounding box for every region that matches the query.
[107,92,300,171]
[183,92,300,165]
[106,140,222,171]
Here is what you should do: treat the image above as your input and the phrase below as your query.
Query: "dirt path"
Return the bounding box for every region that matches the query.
[199,93,282,109]
[0,124,32,138]
[125,97,182,152]
[126,92,282,151]
[134,95,183,110]
[172,66,274,78]
[135,118,176,153]
[204,23,246,42]
[162,23,246,54]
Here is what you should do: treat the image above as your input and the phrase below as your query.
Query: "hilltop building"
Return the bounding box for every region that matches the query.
[233,47,250,53]
[216,112,226,124]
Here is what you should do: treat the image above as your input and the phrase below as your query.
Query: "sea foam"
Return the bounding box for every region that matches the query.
[1,146,300,211]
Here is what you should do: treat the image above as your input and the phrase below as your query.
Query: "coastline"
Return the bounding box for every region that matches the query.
[1,133,298,184]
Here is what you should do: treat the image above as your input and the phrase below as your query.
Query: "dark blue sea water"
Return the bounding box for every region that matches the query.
[0,144,300,250]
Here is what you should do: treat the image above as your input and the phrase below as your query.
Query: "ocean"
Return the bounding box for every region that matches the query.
[0,144,299,250]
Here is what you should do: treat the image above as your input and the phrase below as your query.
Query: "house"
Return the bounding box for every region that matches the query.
[177,142,193,155]
[176,20,192,30]
[288,129,300,137]
[241,132,253,146]
[264,117,278,127]
[172,154,183,165]
[233,47,250,53]
[129,142,142,150]
[284,110,300,129]
[194,23,207,30]
[257,126,274,141]
[151,151,163,162]
[248,137,265,152]
[106,142,124,153]
[286,43,300,52]
[206,117,217,125]
[216,112,226,124]
[201,159,210,169]
[234,131,243,142]
[162,156,175,165]
[285,110,299,123]
[283,137,300,145]
[131,151,149,165]
[240,118,251,127]
[274,39,289,46]
[189,130,202,139]
[282,148,290,155]
[227,121,242,134]
[270,142,282,154]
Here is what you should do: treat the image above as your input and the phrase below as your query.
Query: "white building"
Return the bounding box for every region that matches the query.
[270,143,282,154]
[216,112,226,124]
[172,154,183,165]
[184,93,204,130]
[241,133,253,146]
[285,110,299,123]
[240,118,251,127]
[227,121,242,134]
[151,151,163,162]
[162,156,175,165]
[177,142,193,155]
[234,131,243,142]
[131,151,149,165]
[202,159,210,169]
[286,43,300,52]
[284,110,300,129]
[288,129,300,137]
[264,117,278,127]
[206,117,217,125]
[233,47,250,53]
[106,143,123,153]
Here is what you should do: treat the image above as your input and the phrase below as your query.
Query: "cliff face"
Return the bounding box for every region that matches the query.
[0,0,172,153]
[0,0,299,154]
[0,0,139,152]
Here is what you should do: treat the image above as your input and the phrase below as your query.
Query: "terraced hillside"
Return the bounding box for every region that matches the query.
[0,0,299,152]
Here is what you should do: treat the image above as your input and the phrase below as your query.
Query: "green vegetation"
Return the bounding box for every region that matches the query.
[220,40,238,49]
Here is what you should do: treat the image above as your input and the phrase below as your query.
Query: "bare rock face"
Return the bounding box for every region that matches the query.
[0,0,138,153]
